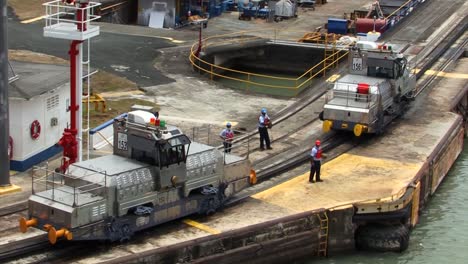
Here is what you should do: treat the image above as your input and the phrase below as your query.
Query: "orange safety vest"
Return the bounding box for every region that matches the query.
[316,148,322,159]
[313,146,322,160]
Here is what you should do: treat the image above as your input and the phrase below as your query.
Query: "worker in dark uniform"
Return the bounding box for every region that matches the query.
[219,122,234,153]
[258,108,272,151]
[309,140,324,183]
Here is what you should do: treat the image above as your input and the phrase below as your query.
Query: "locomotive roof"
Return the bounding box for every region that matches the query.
[338,74,388,85]
[69,155,149,176]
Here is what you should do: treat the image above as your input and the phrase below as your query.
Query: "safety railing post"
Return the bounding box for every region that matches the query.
[104,171,107,200]
[247,136,250,159]
[247,73,250,91]
[52,168,55,201]
[31,168,35,195]
[73,185,76,207]
[210,64,213,80]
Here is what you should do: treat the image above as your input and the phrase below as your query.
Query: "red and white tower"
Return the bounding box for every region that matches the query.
[43,0,101,172]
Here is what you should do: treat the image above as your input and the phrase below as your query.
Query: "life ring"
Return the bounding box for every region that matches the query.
[8,136,13,159]
[30,120,41,140]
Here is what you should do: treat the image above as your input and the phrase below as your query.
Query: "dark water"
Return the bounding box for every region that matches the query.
[309,139,468,264]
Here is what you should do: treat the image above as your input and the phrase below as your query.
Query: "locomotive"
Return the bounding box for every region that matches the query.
[320,42,416,136]
[20,110,256,244]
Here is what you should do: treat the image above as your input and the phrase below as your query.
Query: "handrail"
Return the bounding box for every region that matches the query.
[189,31,351,93]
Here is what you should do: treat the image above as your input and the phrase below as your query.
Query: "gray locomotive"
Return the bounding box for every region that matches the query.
[321,42,416,136]
[20,110,255,244]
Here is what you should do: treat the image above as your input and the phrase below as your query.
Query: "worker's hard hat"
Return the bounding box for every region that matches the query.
[261,108,267,114]
[315,140,321,146]
[226,122,231,127]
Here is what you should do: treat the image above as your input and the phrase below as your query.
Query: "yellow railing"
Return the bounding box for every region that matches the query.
[189,30,350,96]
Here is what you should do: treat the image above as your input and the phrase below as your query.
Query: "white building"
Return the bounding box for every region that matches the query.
[8,61,70,171]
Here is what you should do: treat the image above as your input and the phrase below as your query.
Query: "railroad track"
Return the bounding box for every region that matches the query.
[2,5,467,263]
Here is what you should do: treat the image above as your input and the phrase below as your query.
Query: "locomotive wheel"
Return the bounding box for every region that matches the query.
[120,224,133,242]
[323,120,332,132]
[206,199,218,216]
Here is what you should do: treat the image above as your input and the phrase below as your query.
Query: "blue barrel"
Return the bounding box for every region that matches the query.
[327,18,348,35]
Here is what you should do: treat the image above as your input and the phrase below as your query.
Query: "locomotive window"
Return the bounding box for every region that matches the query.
[158,135,190,168]
[159,145,186,167]
[132,148,158,166]
[367,58,396,79]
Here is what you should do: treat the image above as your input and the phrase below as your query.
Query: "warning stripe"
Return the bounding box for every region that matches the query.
[182,219,221,235]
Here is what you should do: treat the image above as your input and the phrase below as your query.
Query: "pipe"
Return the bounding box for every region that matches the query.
[69,40,82,132]
[0,0,11,187]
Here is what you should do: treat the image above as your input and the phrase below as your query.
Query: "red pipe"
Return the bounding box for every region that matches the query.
[77,3,88,31]
[68,40,82,132]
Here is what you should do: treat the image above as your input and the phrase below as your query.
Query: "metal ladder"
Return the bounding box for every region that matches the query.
[323,35,337,76]
[317,211,329,257]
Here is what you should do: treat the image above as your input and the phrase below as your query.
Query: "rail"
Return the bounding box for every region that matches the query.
[189,30,350,96]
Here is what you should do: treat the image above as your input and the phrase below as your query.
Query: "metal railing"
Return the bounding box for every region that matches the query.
[189,30,350,96]
[326,91,377,109]
[190,124,251,163]
[43,0,101,29]
[31,163,107,207]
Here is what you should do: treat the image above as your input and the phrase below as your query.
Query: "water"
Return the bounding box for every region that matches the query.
[309,139,468,264]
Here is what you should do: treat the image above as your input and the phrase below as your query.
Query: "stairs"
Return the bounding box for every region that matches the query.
[323,35,337,76]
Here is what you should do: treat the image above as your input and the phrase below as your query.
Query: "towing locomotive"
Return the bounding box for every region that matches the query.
[20,110,255,244]
[320,42,416,136]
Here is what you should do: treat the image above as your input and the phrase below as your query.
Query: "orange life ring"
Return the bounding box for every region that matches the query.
[8,136,13,159]
[30,120,41,140]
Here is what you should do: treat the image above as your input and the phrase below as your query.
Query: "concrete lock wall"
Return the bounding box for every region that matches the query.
[103,209,342,263]
[328,206,356,255]
[411,116,465,220]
